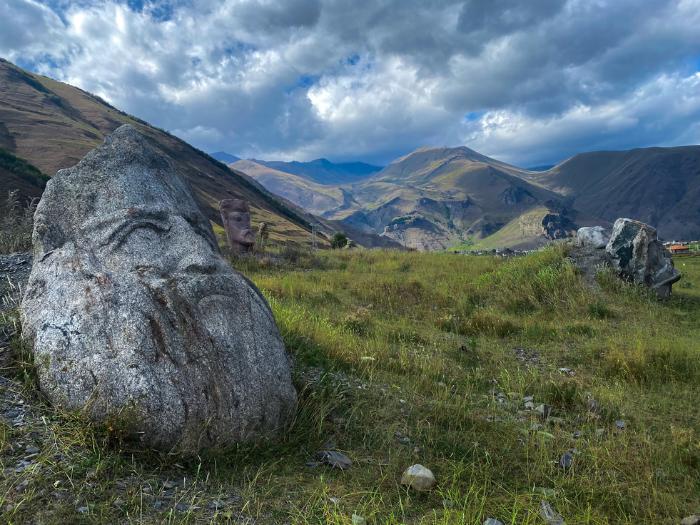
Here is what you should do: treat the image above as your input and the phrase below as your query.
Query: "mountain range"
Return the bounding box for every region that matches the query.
[230,145,700,250]
[2,56,698,252]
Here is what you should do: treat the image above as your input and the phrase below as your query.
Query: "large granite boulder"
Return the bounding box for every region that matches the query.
[605,218,681,298]
[21,125,296,452]
[576,226,610,249]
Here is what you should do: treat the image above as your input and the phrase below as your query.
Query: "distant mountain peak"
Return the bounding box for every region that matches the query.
[210,151,240,164]
[393,145,490,165]
[253,157,382,185]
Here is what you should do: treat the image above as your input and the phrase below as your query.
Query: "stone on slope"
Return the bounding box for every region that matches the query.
[576,226,610,249]
[542,213,577,240]
[20,125,297,452]
[219,198,255,255]
[318,450,353,470]
[400,464,436,491]
[605,218,681,298]
[540,501,565,525]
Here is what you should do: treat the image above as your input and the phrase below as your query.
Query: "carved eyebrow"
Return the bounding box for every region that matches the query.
[83,208,217,251]
[94,209,171,249]
[103,219,171,250]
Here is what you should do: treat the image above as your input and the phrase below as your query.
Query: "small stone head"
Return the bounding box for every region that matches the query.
[220,198,255,250]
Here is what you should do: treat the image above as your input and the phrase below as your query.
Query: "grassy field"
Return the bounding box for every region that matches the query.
[1,248,699,524]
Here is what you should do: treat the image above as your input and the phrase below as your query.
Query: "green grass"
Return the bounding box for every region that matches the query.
[450,208,549,251]
[1,248,699,523]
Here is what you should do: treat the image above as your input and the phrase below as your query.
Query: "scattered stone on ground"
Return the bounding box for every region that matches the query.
[540,500,565,525]
[681,515,700,525]
[559,450,574,470]
[317,450,353,470]
[19,125,297,452]
[615,420,626,431]
[400,464,436,491]
[351,514,367,525]
[536,404,552,420]
[483,519,504,525]
[587,397,601,415]
[606,218,681,298]
[576,226,610,249]
[394,431,411,445]
[513,347,542,368]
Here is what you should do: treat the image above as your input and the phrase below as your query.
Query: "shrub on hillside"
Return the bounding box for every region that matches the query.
[331,232,348,249]
[0,190,36,254]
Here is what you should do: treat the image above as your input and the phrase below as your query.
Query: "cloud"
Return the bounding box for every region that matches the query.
[462,72,700,166]
[1,0,699,166]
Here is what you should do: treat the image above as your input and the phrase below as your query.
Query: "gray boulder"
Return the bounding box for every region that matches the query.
[576,226,610,249]
[21,125,296,452]
[605,218,681,298]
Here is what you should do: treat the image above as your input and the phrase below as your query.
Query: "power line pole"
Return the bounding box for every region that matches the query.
[311,224,318,251]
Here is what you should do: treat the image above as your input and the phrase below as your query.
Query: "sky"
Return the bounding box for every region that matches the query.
[1,0,700,167]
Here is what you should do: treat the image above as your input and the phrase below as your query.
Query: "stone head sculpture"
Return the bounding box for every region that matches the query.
[220,198,255,253]
[21,125,296,452]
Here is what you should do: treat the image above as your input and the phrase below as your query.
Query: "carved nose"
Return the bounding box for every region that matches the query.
[178,250,217,274]
[171,217,219,274]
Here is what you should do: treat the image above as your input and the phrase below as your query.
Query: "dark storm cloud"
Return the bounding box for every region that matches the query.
[0,0,698,165]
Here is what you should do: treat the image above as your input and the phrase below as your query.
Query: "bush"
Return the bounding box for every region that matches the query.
[331,232,348,249]
[0,190,36,254]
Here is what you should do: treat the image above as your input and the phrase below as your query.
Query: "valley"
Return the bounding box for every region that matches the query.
[231,145,700,251]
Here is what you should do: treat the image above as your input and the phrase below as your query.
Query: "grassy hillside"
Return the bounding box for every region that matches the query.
[0,148,48,201]
[0,58,322,248]
[1,248,698,523]
[526,147,700,240]
[450,207,553,251]
[231,159,348,216]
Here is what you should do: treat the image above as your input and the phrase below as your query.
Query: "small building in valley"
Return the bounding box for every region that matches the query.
[668,244,690,254]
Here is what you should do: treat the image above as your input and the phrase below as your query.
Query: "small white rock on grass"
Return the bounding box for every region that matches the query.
[400,464,436,491]
[540,501,565,525]
[351,514,367,525]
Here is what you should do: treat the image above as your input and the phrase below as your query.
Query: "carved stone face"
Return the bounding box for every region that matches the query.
[220,198,255,250]
[21,126,296,451]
